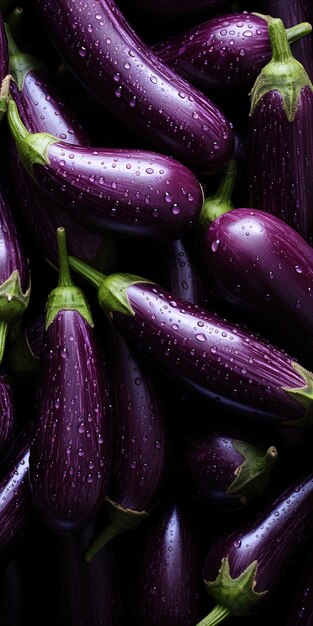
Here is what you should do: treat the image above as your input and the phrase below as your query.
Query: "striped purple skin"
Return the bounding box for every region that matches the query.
[107,329,167,512]
[32,145,203,239]
[255,0,313,81]
[9,80,115,269]
[0,424,33,560]
[126,0,231,20]
[154,13,276,91]
[201,208,313,368]
[130,499,201,626]
[0,375,14,463]
[0,182,29,295]
[54,525,123,625]
[203,469,313,611]
[33,0,234,174]
[247,89,313,245]
[0,13,8,86]
[29,311,113,533]
[110,282,307,424]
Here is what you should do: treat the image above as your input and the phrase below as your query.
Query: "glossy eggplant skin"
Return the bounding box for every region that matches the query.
[0,182,29,297]
[33,0,234,174]
[129,499,201,626]
[107,281,309,425]
[201,208,313,368]
[255,0,313,80]
[203,469,313,619]
[0,374,15,462]
[154,13,278,91]
[31,144,204,239]
[0,424,33,561]
[29,310,113,533]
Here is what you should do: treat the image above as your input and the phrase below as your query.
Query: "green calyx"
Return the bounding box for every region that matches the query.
[198,160,237,233]
[204,558,267,620]
[250,18,313,122]
[227,442,277,505]
[282,362,313,428]
[45,228,94,329]
[68,255,153,318]
[5,22,45,91]
[0,269,30,322]
[6,98,57,178]
[85,498,148,562]
[0,74,12,122]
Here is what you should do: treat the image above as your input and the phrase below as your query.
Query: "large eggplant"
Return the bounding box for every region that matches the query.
[247,18,313,244]
[33,0,234,174]
[6,27,116,270]
[154,13,311,92]
[201,208,313,368]
[196,468,313,626]
[29,228,113,533]
[7,99,204,240]
[129,498,201,626]
[85,328,167,561]
[68,256,313,427]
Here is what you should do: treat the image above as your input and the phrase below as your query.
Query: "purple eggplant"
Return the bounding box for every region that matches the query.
[182,429,277,511]
[196,468,313,626]
[0,181,30,364]
[29,228,113,533]
[85,328,167,561]
[7,99,204,240]
[129,498,201,626]
[0,374,14,463]
[0,423,33,562]
[247,18,313,244]
[201,208,313,369]
[33,0,234,174]
[6,27,116,271]
[255,0,313,81]
[68,256,313,427]
[154,13,311,92]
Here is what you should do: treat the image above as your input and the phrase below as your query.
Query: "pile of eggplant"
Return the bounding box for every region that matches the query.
[0,0,312,624]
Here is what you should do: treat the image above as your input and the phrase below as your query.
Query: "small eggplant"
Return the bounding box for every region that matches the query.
[154,13,311,92]
[247,18,313,244]
[7,99,204,240]
[33,0,234,174]
[196,468,313,625]
[182,429,277,511]
[129,498,201,626]
[68,256,313,427]
[29,228,113,533]
[0,374,15,463]
[85,328,167,561]
[201,208,313,369]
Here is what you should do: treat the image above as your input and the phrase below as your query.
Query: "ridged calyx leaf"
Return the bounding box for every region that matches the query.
[282,362,313,427]
[227,442,277,504]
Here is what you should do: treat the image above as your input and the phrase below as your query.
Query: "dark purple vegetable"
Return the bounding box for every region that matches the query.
[85,328,167,561]
[29,228,113,533]
[182,429,277,511]
[33,0,234,174]
[255,0,313,81]
[247,18,313,244]
[129,498,201,626]
[6,27,116,271]
[0,181,30,364]
[154,13,311,92]
[7,99,204,240]
[0,423,34,561]
[197,468,313,626]
[0,374,15,463]
[54,524,123,625]
[68,256,313,427]
[202,208,313,369]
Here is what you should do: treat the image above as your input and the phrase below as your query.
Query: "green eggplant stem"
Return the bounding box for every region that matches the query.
[195,605,231,626]
[287,22,313,45]
[68,255,107,289]
[0,320,8,363]
[269,17,294,63]
[56,227,73,288]
[84,523,123,562]
[198,160,237,232]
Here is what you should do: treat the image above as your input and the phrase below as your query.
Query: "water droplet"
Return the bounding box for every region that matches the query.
[178,91,186,99]
[243,30,253,37]
[146,168,154,174]
[135,377,142,385]
[295,265,303,273]
[79,47,87,57]
[171,203,181,215]
[155,440,162,449]
[210,346,217,354]
[78,423,85,434]
[113,72,120,82]
[164,191,173,203]
[195,333,206,342]
[211,239,220,252]
[150,76,157,84]
[234,539,241,548]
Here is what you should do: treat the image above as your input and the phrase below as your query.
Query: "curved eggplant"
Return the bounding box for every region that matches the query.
[68,256,313,427]
[29,228,113,533]
[182,429,277,511]
[197,468,313,625]
[129,498,201,626]
[85,328,167,561]
[7,99,204,240]
[154,13,311,91]
[202,208,313,368]
[247,18,313,244]
[33,0,234,174]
